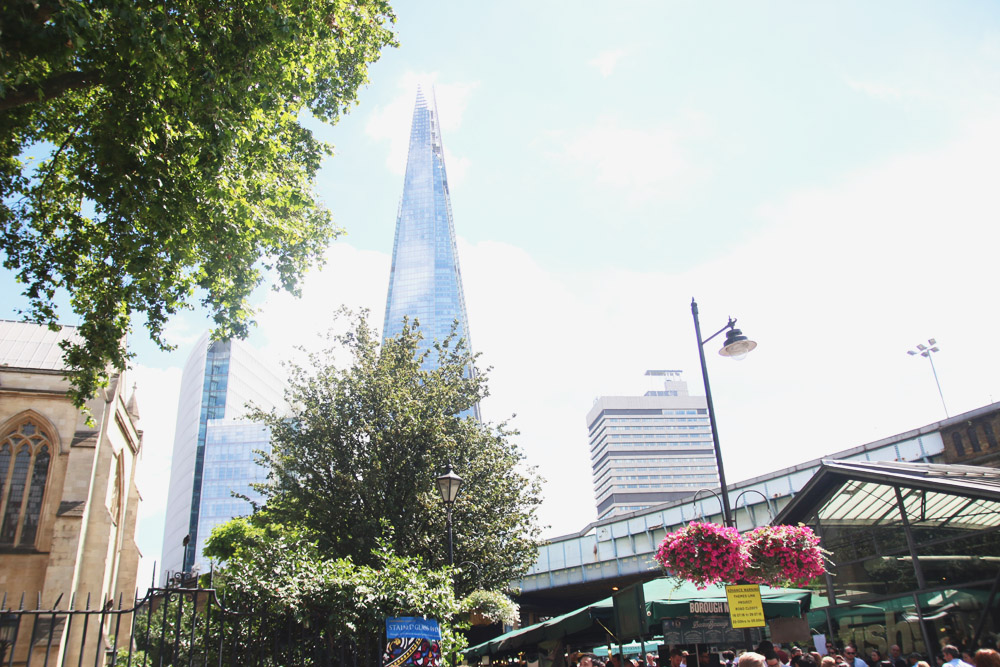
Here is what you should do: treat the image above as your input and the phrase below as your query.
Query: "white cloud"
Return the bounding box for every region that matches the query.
[130,112,1000,543]
[131,364,181,587]
[254,242,391,367]
[459,113,1000,536]
[547,113,709,203]
[845,77,929,102]
[365,72,479,177]
[589,49,628,77]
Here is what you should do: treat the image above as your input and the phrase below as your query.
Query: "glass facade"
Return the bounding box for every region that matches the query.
[798,469,1000,658]
[161,332,286,579]
[382,88,480,420]
[194,419,272,563]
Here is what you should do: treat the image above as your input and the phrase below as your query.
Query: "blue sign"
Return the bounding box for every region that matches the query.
[386,617,442,641]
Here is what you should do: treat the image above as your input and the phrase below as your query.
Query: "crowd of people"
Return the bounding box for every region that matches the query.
[569,641,1000,667]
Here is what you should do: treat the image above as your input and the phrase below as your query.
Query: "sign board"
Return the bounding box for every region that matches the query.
[661,617,763,646]
[613,582,648,641]
[724,585,766,629]
[767,616,811,643]
[384,617,442,667]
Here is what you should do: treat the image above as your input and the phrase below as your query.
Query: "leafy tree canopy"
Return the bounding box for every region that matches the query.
[0,0,397,407]
[247,312,544,597]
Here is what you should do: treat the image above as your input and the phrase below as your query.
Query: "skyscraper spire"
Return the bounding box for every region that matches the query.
[383,87,480,420]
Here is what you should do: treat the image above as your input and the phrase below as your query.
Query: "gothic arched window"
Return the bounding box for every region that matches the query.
[0,420,53,548]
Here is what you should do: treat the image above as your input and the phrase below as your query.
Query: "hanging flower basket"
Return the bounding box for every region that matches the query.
[742,524,828,588]
[653,521,746,589]
[461,590,520,627]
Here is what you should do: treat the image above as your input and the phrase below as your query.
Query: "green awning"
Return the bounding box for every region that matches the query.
[465,578,813,659]
[643,579,812,625]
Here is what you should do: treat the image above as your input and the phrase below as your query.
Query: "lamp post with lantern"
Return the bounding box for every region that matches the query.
[436,463,463,567]
[691,298,757,529]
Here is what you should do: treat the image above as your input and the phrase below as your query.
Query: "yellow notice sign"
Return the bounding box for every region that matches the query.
[725,584,766,628]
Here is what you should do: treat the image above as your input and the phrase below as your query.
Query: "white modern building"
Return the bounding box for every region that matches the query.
[160,332,286,579]
[587,370,718,519]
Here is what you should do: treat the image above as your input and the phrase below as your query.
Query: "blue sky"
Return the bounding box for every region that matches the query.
[4,1,1000,584]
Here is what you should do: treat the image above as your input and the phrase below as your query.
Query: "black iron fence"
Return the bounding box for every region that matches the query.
[0,583,378,667]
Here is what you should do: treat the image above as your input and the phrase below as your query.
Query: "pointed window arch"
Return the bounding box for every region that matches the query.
[0,419,54,547]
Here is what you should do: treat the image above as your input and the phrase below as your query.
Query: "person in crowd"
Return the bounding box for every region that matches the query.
[888,646,906,667]
[792,649,804,660]
[974,650,1000,667]
[739,653,766,667]
[670,648,687,667]
[915,661,931,667]
[766,652,783,667]
[646,653,659,667]
[810,653,823,665]
[723,651,736,667]
[943,646,974,667]
[777,651,790,666]
[798,655,817,667]
[580,655,596,667]
[821,657,837,667]
[844,646,867,667]
[868,650,884,667]
[908,654,922,667]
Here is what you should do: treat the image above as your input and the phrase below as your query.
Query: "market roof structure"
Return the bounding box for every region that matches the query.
[774,460,1000,529]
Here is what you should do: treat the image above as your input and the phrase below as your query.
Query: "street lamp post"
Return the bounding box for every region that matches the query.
[907,338,948,418]
[691,298,757,529]
[436,463,463,566]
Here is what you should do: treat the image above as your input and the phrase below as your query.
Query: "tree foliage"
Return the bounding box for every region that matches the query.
[207,525,466,665]
[250,312,544,597]
[0,0,397,406]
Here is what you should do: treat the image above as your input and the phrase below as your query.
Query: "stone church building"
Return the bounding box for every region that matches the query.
[0,320,142,665]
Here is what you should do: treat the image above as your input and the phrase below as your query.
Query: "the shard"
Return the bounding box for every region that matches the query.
[382,87,480,420]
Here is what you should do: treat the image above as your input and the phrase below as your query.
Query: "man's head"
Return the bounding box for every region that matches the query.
[890,647,902,660]
[845,648,858,661]
[580,655,594,667]
[793,649,804,658]
[740,654,767,667]
[943,647,961,661]
[670,649,686,667]
[766,652,782,667]
[908,655,922,666]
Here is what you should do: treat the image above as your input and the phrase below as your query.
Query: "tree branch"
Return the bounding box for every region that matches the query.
[0,70,101,111]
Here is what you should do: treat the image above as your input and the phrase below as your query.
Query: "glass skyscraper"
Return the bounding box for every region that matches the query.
[383,87,480,420]
[160,332,286,578]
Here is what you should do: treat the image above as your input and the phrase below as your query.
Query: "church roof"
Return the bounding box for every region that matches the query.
[0,320,82,371]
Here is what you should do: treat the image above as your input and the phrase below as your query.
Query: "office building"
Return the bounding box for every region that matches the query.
[382,87,480,419]
[587,370,717,519]
[160,332,285,577]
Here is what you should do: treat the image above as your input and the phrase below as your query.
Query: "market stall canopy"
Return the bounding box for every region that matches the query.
[644,579,811,625]
[465,579,812,659]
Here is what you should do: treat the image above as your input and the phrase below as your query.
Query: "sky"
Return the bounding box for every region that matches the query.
[5,1,1000,586]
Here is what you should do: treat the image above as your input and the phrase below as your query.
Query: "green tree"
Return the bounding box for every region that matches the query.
[205,526,466,666]
[251,312,544,597]
[0,0,397,407]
